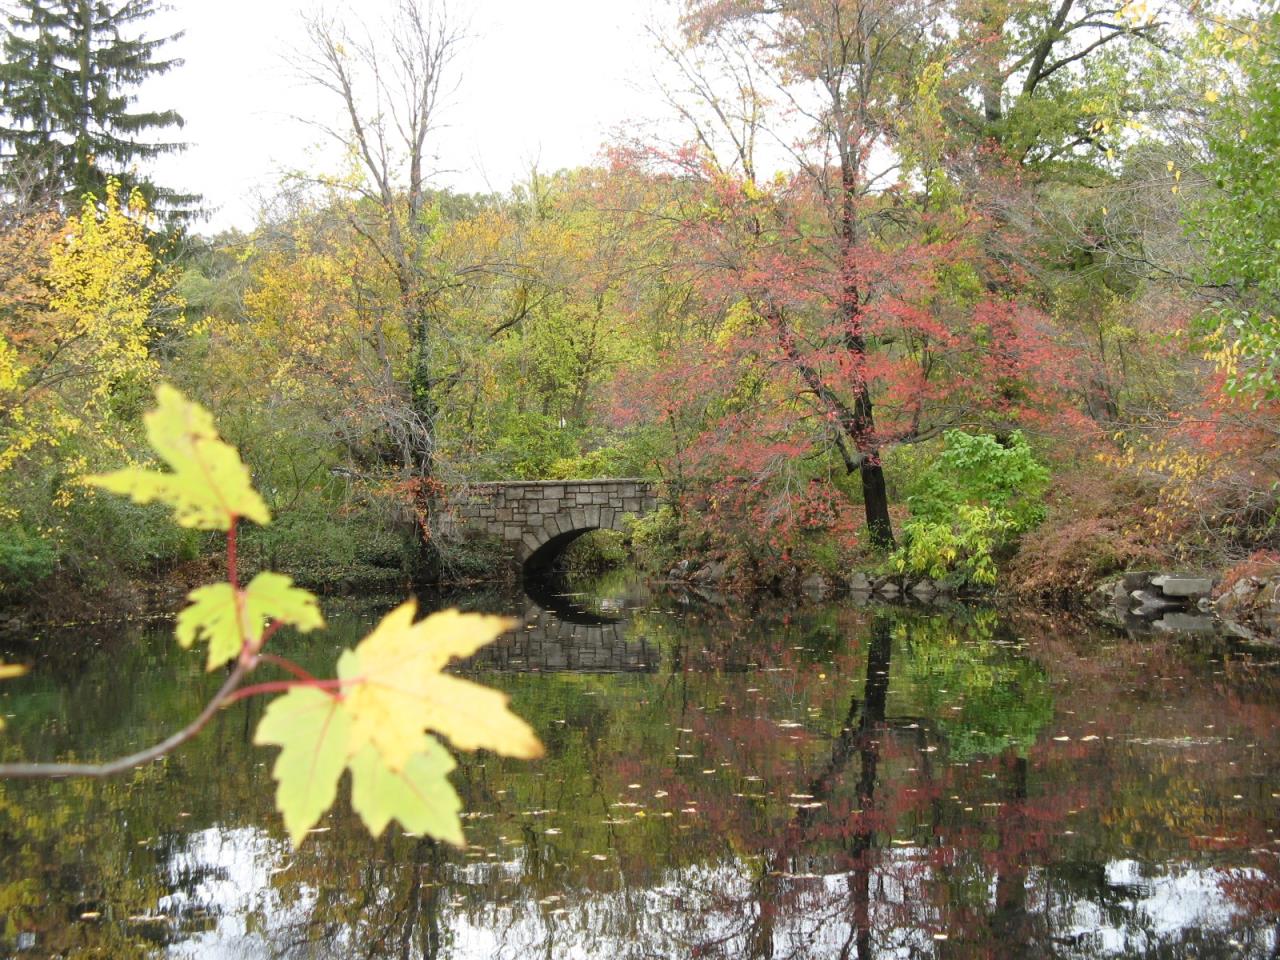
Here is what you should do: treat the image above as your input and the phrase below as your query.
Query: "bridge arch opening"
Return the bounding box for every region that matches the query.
[522,526,599,576]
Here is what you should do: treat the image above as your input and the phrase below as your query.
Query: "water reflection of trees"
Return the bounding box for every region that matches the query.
[1,604,1279,957]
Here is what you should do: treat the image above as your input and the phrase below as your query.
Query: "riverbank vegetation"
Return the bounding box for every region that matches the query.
[2,0,1279,610]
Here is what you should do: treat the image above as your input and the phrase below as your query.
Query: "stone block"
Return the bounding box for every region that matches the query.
[1151,575,1213,598]
[1122,571,1155,591]
[583,506,601,528]
[910,580,938,600]
[503,525,522,539]
[848,571,872,592]
[801,573,828,600]
[591,493,608,504]
[692,560,729,583]
[1262,580,1280,613]
[570,507,588,530]
[623,498,642,513]
[544,486,564,499]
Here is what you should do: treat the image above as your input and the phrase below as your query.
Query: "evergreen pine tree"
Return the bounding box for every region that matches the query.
[0,0,70,201]
[0,0,196,217]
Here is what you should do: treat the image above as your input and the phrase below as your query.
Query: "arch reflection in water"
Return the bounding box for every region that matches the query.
[472,570,659,674]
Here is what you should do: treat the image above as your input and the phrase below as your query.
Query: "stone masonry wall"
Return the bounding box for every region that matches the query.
[442,479,659,561]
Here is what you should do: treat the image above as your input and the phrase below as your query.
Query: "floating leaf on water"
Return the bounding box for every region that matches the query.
[0,663,27,680]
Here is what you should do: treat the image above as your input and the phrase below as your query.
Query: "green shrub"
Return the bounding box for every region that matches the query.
[624,505,682,573]
[488,412,579,480]
[75,495,202,571]
[433,532,510,582]
[560,529,628,578]
[894,505,1012,585]
[892,431,1051,585]
[240,498,411,590]
[0,525,57,595]
[546,446,628,480]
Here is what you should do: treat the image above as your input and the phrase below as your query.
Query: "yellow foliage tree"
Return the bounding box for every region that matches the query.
[0,180,181,552]
[46,180,180,403]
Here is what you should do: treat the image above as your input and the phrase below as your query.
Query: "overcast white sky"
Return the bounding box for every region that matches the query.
[143,0,678,234]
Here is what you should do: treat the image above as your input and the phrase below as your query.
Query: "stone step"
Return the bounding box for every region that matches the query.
[1150,575,1213,598]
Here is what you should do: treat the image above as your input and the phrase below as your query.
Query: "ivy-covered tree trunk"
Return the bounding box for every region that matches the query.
[408,307,437,479]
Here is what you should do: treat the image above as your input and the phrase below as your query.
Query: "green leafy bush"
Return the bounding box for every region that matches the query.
[1194,9,1280,400]
[0,525,57,595]
[240,498,410,591]
[892,431,1051,585]
[67,495,202,577]
[625,505,683,573]
[488,412,579,480]
[560,529,628,578]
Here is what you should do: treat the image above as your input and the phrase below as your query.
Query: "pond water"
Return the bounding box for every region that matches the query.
[1,575,1278,958]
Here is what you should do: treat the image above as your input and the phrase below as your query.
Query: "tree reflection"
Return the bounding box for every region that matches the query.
[1,599,1278,957]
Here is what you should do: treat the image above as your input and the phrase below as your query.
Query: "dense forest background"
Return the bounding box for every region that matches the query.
[1,0,1278,605]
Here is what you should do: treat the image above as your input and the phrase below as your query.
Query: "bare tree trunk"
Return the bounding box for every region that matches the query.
[298,0,461,482]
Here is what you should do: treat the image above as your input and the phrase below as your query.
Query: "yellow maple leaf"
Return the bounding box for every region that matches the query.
[86,385,269,530]
[340,602,543,771]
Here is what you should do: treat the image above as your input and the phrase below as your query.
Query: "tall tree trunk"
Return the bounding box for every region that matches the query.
[839,156,895,548]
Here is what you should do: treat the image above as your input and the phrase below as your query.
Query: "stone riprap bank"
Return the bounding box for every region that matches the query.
[441,479,658,569]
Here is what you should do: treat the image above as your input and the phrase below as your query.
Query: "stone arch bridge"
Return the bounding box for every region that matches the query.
[441,479,659,571]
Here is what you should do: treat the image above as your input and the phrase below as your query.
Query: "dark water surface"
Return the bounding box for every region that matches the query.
[1,577,1278,958]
